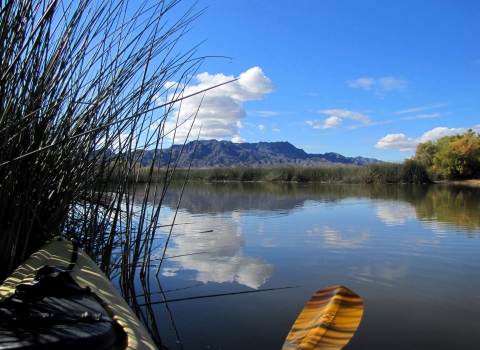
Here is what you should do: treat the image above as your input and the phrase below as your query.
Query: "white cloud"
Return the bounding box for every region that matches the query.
[232,136,246,143]
[314,116,342,129]
[417,126,476,143]
[378,77,407,92]
[375,133,416,151]
[375,125,480,151]
[258,124,265,131]
[402,113,441,120]
[236,121,243,128]
[248,110,295,117]
[318,109,371,125]
[348,77,407,97]
[248,110,278,117]
[347,78,376,90]
[272,128,280,132]
[161,67,273,141]
[323,116,342,129]
[97,133,135,150]
[394,103,448,114]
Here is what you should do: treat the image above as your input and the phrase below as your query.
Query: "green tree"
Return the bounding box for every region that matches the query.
[432,130,480,179]
[414,140,438,168]
[413,130,480,180]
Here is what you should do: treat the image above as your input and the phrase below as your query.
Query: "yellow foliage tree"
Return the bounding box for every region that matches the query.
[414,130,480,180]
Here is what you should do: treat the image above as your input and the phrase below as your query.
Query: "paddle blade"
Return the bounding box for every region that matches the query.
[283,285,363,350]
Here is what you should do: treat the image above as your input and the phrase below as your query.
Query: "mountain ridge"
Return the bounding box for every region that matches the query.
[137,140,383,168]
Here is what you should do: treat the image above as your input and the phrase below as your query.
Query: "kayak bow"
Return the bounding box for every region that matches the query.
[0,236,157,350]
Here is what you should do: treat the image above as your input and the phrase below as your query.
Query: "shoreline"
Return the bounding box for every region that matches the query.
[434,179,480,186]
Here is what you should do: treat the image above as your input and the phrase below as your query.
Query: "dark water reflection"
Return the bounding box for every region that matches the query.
[155,182,480,233]
[131,183,480,349]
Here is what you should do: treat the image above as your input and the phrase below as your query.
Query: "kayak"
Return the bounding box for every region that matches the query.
[0,236,363,350]
[0,235,157,350]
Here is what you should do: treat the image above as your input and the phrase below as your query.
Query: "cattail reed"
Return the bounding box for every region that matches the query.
[0,0,206,285]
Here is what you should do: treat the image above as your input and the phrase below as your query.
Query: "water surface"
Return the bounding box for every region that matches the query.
[134,182,480,349]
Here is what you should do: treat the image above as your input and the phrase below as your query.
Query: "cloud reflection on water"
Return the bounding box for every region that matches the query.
[157,210,273,289]
[375,202,417,226]
[307,226,371,249]
[349,263,409,286]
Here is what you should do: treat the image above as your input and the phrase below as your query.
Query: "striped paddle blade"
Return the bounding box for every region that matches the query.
[283,285,364,350]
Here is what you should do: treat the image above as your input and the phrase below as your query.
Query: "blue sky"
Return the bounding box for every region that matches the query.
[160,0,480,161]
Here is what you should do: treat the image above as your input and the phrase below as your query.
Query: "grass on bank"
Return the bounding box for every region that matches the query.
[128,160,432,184]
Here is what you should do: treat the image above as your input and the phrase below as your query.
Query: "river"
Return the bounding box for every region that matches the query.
[127,182,480,349]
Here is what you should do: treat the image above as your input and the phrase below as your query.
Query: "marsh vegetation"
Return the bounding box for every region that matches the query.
[125,161,431,184]
[0,0,208,296]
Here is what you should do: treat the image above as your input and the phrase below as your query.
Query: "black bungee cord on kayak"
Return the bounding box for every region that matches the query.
[0,236,126,350]
[12,237,81,303]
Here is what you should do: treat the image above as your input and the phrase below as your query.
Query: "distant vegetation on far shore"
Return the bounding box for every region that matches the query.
[118,129,480,185]
[120,161,431,184]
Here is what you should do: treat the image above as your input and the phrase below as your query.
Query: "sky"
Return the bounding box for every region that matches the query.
[157,0,480,161]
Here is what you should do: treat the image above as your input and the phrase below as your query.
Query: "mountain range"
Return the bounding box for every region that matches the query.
[135,140,382,168]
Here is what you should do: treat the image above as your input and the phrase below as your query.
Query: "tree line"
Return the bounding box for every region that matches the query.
[413,129,480,180]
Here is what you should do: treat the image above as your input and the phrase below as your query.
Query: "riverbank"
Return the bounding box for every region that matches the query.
[126,162,431,184]
[434,179,480,186]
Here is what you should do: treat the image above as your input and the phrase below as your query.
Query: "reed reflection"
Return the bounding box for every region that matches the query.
[154,182,480,235]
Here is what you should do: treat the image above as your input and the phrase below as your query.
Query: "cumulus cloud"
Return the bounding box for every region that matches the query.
[314,116,342,129]
[318,109,371,125]
[258,124,265,131]
[160,67,273,141]
[375,134,416,151]
[348,77,407,97]
[232,136,246,143]
[375,125,480,151]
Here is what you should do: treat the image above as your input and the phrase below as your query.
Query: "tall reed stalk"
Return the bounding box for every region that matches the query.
[0,0,208,288]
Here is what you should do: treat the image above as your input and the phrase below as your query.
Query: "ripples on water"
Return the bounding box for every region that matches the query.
[133,183,480,349]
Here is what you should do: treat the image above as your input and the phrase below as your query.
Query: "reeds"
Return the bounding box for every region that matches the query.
[125,161,432,184]
[0,0,207,290]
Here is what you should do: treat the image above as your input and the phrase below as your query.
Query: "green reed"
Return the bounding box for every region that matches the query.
[0,0,208,296]
[128,161,431,184]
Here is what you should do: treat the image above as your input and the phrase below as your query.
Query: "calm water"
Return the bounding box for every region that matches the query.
[131,182,480,349]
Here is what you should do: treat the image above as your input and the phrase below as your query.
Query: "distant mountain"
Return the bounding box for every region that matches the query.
[136,140,383,168]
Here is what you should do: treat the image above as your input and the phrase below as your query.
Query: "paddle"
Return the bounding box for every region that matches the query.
[282,285,364,350]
